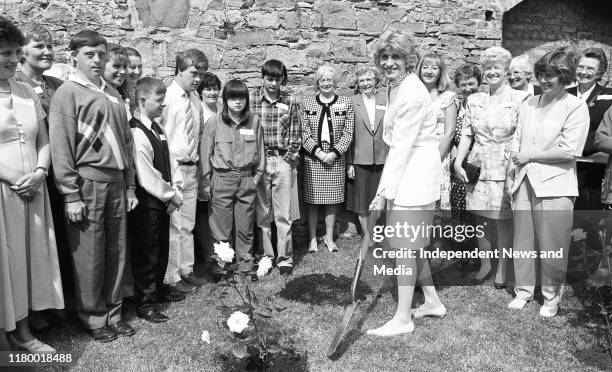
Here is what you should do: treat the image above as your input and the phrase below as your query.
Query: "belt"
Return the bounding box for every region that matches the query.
[265,148,287,157]
[178,160,199,166]
[215,167,252,177]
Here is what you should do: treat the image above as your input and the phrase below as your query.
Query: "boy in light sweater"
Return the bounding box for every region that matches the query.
[49,30,138,343]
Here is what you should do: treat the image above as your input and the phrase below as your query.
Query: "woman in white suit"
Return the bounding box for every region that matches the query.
[367,28,446,337]
[509,49,588,317]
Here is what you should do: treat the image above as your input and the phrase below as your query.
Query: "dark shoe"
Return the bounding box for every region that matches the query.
[90,327,118,343]
[168,280,197,294]
[159,288,186,302]
[251,274,259,282]
[108,321,136,337]
[494,282,507,289]
[137,307,169,323]
[279,266,293,276]
[181,272,208,287]
[212,273,225,283]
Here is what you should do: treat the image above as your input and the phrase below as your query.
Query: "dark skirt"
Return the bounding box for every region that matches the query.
[346,164,384,215]
[303,142,345,205]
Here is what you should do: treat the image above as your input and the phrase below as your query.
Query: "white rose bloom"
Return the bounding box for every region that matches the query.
[227,311,250,334]
[257,256,273,278]
[214,241,235,263]
[201,330,211,344]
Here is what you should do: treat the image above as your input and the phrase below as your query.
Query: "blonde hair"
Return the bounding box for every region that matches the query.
[373,28,419,73]
[352,64,382,93]
[509,54,532,75]
[314,65,337,90]
[416,53,453,92]
[479,46,512,70]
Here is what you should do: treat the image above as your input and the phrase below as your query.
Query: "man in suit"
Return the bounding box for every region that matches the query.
[508,54,542,96]
[346,65,388,253]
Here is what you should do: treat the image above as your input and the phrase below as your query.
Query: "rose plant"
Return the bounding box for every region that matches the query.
[210,242,292,370]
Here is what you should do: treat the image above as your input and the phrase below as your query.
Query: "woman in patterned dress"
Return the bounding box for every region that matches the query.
[453,47,530,286]
[417,53,457,214]
[301,66,354,253]
[450,64,482,225]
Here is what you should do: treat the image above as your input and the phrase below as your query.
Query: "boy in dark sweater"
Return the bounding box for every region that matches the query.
[49,30,138,343]
[129,77,184,322]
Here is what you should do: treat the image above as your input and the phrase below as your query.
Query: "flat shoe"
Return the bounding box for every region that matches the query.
[323,237,338,252]
[90,327,118,343]
[108,321,136,337]
[9,335,56,353]
[508,298,528,309]
[539,304,558,317]
[412,303,447,318]
[366,321,414,337]
[137,308,169,323]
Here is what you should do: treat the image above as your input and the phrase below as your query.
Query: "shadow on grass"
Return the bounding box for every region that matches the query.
[276,273,373,306]
[217,349,309,371]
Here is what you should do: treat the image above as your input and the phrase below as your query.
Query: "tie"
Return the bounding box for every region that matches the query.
[184,93,197,161]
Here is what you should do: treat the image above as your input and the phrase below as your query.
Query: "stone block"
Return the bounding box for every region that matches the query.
[279,11,299,29]
[135,0,190,28]
[315,0,356,30]
[306,40,332,59]
[333,37,368,62]
[356,9,385,34]
[393,22,426,35]
[228,29,274,45]
[267,46,308,68]
[299,11,322,28]
[41,4,73,24]
[221,49,267,70]
[247,11,280,29]
[255,0,296,9]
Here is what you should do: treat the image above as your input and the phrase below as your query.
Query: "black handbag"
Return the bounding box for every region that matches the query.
[451,158,481,185]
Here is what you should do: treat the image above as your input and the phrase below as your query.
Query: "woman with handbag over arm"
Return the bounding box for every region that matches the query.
[366,28,446,337]
[453,47,529,287]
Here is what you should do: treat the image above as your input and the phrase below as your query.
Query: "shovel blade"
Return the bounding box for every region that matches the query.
[326,301,359,357]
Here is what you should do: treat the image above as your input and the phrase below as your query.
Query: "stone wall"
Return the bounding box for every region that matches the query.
[3,0,610,94]
[2,0,525,97]
[503,0,612,84]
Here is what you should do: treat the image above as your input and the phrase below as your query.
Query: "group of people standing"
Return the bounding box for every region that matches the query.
[1,13,610,355]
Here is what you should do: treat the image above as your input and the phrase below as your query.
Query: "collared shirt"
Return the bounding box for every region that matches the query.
[162,80,205,162]
[250,88,301,160]
[577,84,597,101]
[201,101,217,124]
[69,72,107,93]
[362,92,376,131]
[132,115,183,202]
[200,113,265,194]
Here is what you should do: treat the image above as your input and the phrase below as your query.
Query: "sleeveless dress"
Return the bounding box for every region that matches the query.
[432,90,457,212]
[0,80,64,331]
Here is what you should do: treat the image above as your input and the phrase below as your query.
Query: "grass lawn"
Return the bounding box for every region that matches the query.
[36,230,612,372]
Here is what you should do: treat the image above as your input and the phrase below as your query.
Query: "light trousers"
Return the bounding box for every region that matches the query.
[512,178,573,307]
[164,164,197,284]
[256,156,295,267]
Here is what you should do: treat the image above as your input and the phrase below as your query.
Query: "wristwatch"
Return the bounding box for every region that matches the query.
[35,166,48,176]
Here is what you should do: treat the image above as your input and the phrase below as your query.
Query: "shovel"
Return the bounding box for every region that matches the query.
[326,211,379,357]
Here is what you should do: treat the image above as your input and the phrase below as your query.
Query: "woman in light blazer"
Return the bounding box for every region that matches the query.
[367,28,445,337]
[509,49,589,317]
[346,65,388,253]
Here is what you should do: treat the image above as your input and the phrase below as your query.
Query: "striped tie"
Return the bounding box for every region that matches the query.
[184,93,197,161]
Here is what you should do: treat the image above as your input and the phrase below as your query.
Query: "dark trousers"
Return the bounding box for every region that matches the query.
[129,205,169,310]
[194,200,213,262]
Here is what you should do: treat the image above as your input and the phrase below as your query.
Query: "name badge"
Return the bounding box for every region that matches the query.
[276,102,289,111]
[33,86,44,94]
[597,95,612,100]
[375,105,387,111]
[239,128,255,135]
[106,94,119,104]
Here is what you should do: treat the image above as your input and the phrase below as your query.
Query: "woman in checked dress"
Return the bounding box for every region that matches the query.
[301,65,354,253]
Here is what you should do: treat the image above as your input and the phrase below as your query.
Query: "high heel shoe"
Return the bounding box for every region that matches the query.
[308,240,318,253]
[323,237,338,252]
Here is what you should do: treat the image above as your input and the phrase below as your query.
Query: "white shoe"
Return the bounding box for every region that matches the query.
[9,335,56,354]
[411,303,447,318]
[308,240,318,253]
[366,321,414,337]
[539,304,558,317]
[508,298,528,309]
[323,237,338,252]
